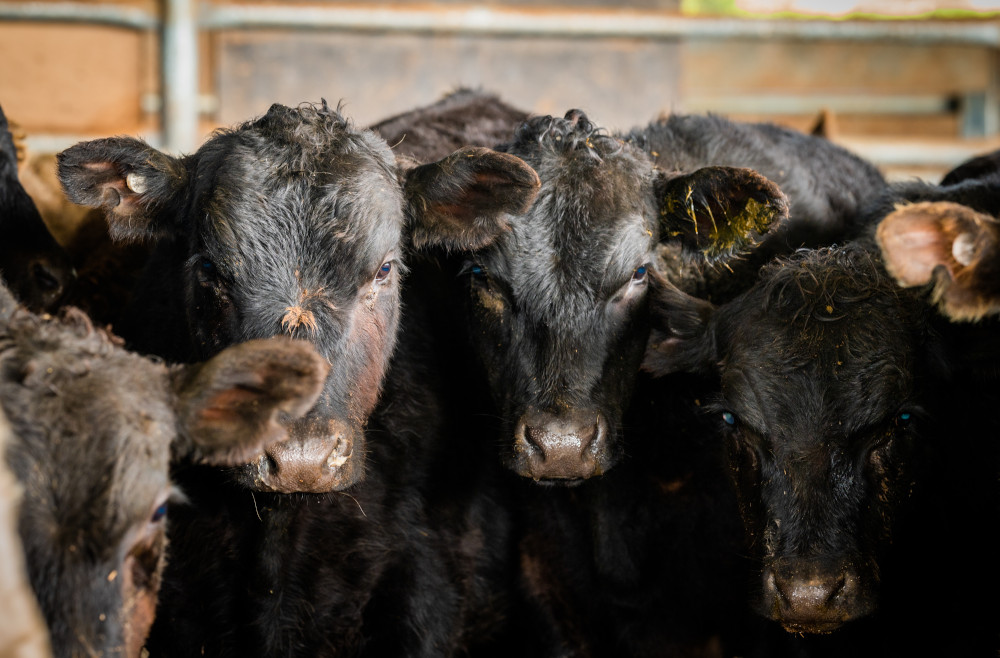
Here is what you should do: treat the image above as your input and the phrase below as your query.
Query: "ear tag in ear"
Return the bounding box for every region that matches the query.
[126,172,147,194]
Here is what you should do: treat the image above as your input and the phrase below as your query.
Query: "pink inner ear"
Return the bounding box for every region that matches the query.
[877,213,954,286]
[198,387,261,425]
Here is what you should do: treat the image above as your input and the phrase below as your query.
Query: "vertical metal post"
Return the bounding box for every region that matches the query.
[985,48,1000,138]
[162,0,199,153]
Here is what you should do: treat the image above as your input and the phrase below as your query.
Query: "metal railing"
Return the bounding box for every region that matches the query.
[2,1,999,159]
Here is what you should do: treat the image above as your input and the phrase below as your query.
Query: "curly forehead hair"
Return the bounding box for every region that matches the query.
[755,244,924,327]
[1,306,125,370]
[500,109,624,162]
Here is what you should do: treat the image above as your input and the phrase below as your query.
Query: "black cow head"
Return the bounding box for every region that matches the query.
[643,244,938,634]
[459,110,786,482]
[0,290,327,658]
[57,102,539,493]
[0,103,75,313]
[877,200,1000,322]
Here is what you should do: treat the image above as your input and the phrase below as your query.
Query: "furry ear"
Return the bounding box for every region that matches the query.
[56,137,188,242]
[657,166,788,264]
[642,273,718,377]
[404,146,540,251]
[171,338,329,466]
[876,201,1000,322]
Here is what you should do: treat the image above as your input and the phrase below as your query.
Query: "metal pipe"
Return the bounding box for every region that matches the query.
[162,0,199,154]
[199,4,1000,46]
[0,2,158,30]
[683,94,955,116]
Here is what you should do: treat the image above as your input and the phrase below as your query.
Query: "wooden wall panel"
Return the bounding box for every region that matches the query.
[0,22,158,136]
[215,30,681,131]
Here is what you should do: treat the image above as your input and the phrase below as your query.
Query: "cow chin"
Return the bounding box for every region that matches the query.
[228,421,363,493]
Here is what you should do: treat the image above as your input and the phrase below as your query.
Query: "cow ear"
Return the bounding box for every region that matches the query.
[656,166,788,264]
[876,201,1000,322]
[403,146,540,251]
[56,137,188,242]
[643,274,718,376]
[171,338,329,466]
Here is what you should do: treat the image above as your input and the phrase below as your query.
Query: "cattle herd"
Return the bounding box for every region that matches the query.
[0,88,997,657]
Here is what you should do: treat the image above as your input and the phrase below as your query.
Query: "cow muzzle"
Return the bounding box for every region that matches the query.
[760,557,876,634]
[244,418,360,493]
[512,408,608,481]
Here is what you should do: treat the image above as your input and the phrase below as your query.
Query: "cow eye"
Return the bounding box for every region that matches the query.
[632,264,649,284]
[374,261,392,284]
[151,502,168,523]
[195,257,220,285]
[465,263,489,283]
[722,411,736,426]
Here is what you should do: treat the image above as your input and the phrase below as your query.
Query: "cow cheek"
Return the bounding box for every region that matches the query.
[347,295,398,424]
[121,532,167,657]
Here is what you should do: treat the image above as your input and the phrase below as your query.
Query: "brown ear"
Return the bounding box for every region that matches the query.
[657,166,789,264]
[56,137,188,242]
[172,338,329,465]
[643,273,718,377]
[404,146,540,251]
[876,201,1000,322]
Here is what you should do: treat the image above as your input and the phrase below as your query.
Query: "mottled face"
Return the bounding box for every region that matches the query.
[467,114,658,482]
[704,248,930,633]
[0,305,326,658]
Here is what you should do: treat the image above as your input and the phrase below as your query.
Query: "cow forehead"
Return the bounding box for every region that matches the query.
[721,309,915,444]
[482,157,657,312]
[201,154,403,285]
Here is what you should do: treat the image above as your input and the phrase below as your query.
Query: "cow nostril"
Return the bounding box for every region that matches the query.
[524,426,547,456]
[826,574,847,604]
[767,571,789,607]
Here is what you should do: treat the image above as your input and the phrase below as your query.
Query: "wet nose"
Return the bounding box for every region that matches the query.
[254,422,359,493]
[762,560,872,633]
[514,409,607,481]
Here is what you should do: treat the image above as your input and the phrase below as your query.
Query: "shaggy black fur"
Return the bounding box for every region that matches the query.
[57,102,540,657]
[372,88,529,163]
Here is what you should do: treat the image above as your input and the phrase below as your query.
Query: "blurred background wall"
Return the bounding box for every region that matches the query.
[2,0,1000,181]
